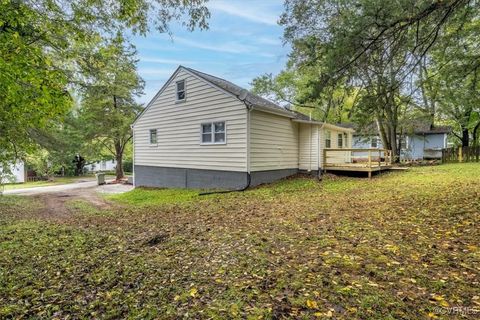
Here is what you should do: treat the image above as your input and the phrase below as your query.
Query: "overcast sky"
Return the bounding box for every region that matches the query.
[130,0,288,104]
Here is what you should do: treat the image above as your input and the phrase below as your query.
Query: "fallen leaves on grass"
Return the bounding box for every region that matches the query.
[0,163,479,319]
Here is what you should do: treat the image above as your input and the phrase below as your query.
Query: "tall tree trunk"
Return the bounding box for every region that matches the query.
[375,115,390,149]
[115,140,124,180]
[473,121,480,147]
[461,128,469,147]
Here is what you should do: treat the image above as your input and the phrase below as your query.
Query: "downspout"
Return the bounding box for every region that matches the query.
[131,124,135,187]
[309,111,312,172]
[199,98,252,196]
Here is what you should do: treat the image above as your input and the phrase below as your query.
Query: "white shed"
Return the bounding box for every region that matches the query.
[1,161,26,184]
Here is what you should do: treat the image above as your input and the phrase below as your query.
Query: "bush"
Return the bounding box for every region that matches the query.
[123,160,133,173]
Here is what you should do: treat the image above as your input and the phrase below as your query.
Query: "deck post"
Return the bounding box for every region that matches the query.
[378,150,381,167]
[323,149,327,173]
[368,150,372,168]
[368,171,372,179]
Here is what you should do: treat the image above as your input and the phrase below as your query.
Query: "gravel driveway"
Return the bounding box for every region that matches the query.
[3,180,133,195]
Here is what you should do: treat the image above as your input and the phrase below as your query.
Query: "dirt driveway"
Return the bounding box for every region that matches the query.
[4,181,133,219]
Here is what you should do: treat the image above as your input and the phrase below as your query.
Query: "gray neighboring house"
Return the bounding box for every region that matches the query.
[352,122,451,161]
[132,66,354,189]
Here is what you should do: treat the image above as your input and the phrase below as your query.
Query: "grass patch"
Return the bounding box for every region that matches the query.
[1,163,479,319]
[107,187,199,207]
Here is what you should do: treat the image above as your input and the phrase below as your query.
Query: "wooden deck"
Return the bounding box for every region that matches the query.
[323,148,393,178]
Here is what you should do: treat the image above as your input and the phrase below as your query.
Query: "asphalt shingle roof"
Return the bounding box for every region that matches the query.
[339,120,452,135]
[184,67,293,115]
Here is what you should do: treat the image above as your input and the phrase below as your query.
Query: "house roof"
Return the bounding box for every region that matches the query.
[290,111,355,132]
[183,67,295,117]
[410,123,452,134]
[133,66,353,133]
[344,120,452,136]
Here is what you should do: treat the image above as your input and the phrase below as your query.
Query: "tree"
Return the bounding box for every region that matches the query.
[264,0,478,161]
[0,0,209,167]
[78,36,143,180]
[423,8,480,146]
[251,69,359,123]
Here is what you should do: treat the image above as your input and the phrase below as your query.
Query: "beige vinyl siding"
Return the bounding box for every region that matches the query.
[250,110,299,171]
[133,69,248,172]
[320,128,353,165]
[298,123,319,170]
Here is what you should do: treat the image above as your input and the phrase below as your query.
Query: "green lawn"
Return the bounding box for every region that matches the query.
[0,163,479,319]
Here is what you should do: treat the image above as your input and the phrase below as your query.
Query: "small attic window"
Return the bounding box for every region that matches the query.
[176,80,186,101]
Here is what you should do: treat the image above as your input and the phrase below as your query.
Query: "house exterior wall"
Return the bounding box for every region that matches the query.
[1,161,25,184]
[403,133,446,160]
[133,69,248,174]
[249,110,299,171]
[132,67,357,189]
[85,160,117,172]
[134,165,249,189]
[320,127,353,165]
[353,133,447,160]
[299,123,319,171]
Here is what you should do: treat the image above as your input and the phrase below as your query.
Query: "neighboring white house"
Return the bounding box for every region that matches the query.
[0,161,26,184]
[132,66,354,189]
[84,159,117,172]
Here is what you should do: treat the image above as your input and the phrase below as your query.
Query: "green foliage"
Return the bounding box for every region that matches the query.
[259,0,479,157]
[0,0,72,165]
[0,0,209,166]
[77,35,144,179]
[26,149,61,177]
[425,10,480,146]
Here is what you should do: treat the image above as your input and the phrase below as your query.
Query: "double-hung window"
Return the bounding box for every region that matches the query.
[325,130,331,148]
[201,121,226,144]
[400,136,408,150]
[176,80,186,101]
[371,137,378,148]
[149,129,157,144]
[338,133,343,148]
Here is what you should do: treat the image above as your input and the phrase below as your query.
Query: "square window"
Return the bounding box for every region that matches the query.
[201,121,226,144]
[202,123,212,134]
[176,80,186,101]
[149,129,157,144]
[214,132,225,143]
[202,133,212,143]
[214,122,225,132]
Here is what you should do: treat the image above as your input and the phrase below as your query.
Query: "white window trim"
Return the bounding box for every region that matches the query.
[200,121,227,145]
[175,79,186,102]
[371,136,378,148]
[325,130,332,148]
[337,133,343,148]
[149,129,158,146]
